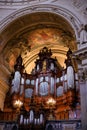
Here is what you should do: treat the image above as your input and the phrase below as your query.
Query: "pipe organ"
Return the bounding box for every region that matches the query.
[0,47,80,129]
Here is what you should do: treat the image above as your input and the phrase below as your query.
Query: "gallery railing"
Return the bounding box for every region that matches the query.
[0,119,81,130]
[45,120,82,130]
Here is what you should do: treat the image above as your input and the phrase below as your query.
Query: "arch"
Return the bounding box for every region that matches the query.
[0,4,82,50]
[0,4,81,74]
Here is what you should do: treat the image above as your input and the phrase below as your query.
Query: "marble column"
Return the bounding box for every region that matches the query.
[73,42,87,130]
[78,69,87,130]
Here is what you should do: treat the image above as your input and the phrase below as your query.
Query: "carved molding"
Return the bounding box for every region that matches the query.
[0,4,81,40]
[0,0,48,6]
[73,47,87,63]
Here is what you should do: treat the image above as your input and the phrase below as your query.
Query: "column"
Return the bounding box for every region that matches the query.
[79,68,87,130]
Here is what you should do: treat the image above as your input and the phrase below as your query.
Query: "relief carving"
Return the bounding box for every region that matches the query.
[79,24,87,45]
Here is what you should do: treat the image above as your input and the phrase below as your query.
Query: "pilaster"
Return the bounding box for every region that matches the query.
[73,45,87,130]
[78,68,87,130]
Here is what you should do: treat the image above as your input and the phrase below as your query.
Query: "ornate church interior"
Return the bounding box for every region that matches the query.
[0,0,87,130]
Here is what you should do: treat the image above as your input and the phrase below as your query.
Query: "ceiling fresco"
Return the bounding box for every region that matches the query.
[3,27,76,73]
[27,28,73,47]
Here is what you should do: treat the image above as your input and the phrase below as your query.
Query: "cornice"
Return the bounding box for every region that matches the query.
[73,46,87,59]
[73,45,87,82]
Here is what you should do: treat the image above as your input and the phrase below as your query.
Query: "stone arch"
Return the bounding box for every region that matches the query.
[0,4,82,111]
[0,4,82,49]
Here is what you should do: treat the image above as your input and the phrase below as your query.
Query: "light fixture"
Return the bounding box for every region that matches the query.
[46,97,56,120]
[13,99,23,111]
[46,97,56,106]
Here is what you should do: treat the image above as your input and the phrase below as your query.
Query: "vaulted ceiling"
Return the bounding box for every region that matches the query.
[1,12,77,73]
[0,0,86,74]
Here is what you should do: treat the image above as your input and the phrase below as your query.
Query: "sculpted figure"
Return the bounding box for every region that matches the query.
[79,24,87,44]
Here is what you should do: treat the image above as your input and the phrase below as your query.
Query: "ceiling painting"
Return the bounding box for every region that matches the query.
[3,27,76,73]
[27,28,74,49]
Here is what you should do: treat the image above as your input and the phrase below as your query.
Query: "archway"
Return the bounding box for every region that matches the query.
[0,4,80,111]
